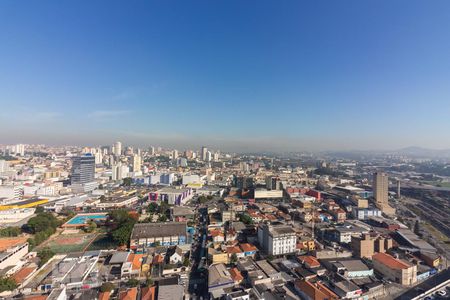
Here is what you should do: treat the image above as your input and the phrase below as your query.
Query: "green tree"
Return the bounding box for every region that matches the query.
[198,196,207,204]
[148,202,158,213]
[0,227,21,237]
[158,201,169,214]
[26,212,59,234]
[145,277,154,287]
[108,209,132,225]
[111,221,135,246]
[239,213,253,225]
[157,214,167,222]
[100,282,115,293]
[35,206,45,214]
[37,247,55,267]
[85,220,97,233]
[266,255,274,261]
[122,177,132,186]
[126,278,140,287]
[0,277,17,292]
[230,253,238,264]
[183,257,190,267]
[108,209,137,246]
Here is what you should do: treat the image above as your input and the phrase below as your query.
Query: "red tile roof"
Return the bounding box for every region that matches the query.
[12,266,36,284]
[240,243,257,252]
[119,287,137,300]
[98,291,111,300]
[226,246,242,254]
[141,286,156,300]
[0,237,28,251]
[230,267,244,282]
[298,255,321,268]
[295,280,339,300]
[373,252,411,270]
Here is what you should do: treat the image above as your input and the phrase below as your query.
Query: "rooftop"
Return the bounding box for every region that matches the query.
[0,237,28,252]
[372,252,411,270]
[131,222,186,239]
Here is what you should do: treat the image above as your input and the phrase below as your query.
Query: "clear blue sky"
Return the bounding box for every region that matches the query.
[1,0,450,151]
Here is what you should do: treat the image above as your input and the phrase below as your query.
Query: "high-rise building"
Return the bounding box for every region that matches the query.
[172,149,179,160]
[213,152,220,162]
[15,144,25,156]
[132,154,142,172]
[373,172,388,207]
[149,146,155,156]
[71,154,95,185]
[112,161,129,181]
[373,172,395,215]
[94,151,103,165]
[114,141,122,157]
[0,160,10,173]
[176,157,188,167]
[206,151,212,162]
[266,176,282,190]
[201,146,208,161]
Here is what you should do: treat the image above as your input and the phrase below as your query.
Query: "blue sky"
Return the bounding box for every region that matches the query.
[1,1,450,151]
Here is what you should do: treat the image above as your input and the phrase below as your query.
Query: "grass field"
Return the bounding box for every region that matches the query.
[40,233,97,253]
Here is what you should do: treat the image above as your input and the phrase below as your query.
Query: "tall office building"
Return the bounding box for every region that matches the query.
[114,141,122,157]
[0,160,10,173]
[373,172,395,215]
[213,151,220,162]
[266,176,282,190]
[15,144,25,156]
[201,146,208,161]
[150,146,155,156]
[132,154,142,172]
[206,151,212,162]
[71,154,95,185]
[172,149,179,160]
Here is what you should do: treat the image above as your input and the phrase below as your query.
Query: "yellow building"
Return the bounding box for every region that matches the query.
[0,198,48,211]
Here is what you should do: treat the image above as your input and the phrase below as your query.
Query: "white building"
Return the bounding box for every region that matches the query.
[0,208,35,224]
[0,185,24,202]
[0,160,10,173]
[257,223,296,256]
[132,154,142,173]
[182,174,201,185]
[0,242,28,270]
[114,141,122,156]
[254,189,283,199]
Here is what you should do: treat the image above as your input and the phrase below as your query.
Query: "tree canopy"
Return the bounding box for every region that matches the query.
[37,247,55,267]
[108,209,137,246]
[0,277,17,292]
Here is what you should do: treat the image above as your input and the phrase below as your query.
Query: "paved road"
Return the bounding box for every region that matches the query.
[395,268,450,300]
[187,207,208,299]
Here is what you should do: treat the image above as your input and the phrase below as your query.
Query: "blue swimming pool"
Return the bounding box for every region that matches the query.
[66,214,107,225]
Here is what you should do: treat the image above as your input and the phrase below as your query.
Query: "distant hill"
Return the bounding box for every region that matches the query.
[395,146,450,158]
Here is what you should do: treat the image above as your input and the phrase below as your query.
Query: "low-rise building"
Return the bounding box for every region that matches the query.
[372,252,417,286]
[208,263,234,298]
[130,222,187,249]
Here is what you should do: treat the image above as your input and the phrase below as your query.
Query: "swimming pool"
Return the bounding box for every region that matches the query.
[65,214,107,226]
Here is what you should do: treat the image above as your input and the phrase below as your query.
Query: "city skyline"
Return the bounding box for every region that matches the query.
[2,1,450,151]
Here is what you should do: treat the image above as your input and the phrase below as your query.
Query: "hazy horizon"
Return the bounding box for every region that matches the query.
[1,1,450,151]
